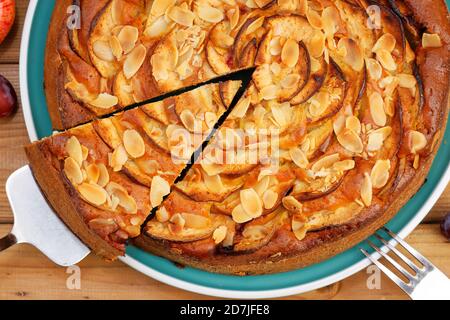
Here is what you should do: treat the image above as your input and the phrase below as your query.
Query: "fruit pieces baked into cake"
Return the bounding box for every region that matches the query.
[30,0,450,274]
[26,82,241,260]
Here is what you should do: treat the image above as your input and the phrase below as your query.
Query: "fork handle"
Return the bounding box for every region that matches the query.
[0,233,17,252]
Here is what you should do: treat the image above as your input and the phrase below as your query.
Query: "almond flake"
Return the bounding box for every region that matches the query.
[281,39,299,68]
[150,176,170,208]
[398,73,417,89]
[86,163,100,184]
[370,159,391,189]
[145,15,172,38]
[109,36,123,60]
[232,204,253,223]
[260,85,278,101]
[204,112,217,129]
[262,189,278,209]
[198,5,224,23]
[124,44,147,79]
[117,26,139,54]
[204,173,224,192]
[367,132,383,152]
[337,128,364,153]
[156,206,170,223]
[306,8,323,29]
[245,16,265,35]
[282,196,303,214]
[333,159,355,171]
[170,213,186,229]
[408,130,427,154]
[97,163,110,187]
[377,49,397,71]
[78,183,108,206]
[270,37,282,56]
[93,40,115,62]
[182,213,211,229]
[345,116,361,134]
[167,6,195,27]
[289,147,308,168]
[123,129,145,158]
[337,37,364,71]
[361,173,372,206]
[372,33,396,53]
[231,96,251,119]
[64,157,83,185]
[111,145,128,172]
[422,33,442,48]
[366,58,382,80]
[66,136,83,166]
[180,109,198,132]
[90,93,119,109]
[213,226,228,244]
[311,153,340,171]
[369,92,387,127]
[240,188,263,218]
[151,0,176,17]
[281,74,300,89]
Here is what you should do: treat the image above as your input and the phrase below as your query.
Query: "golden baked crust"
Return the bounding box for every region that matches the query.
[134,0,450,275]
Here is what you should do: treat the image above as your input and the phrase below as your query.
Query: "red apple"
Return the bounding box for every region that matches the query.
[0,0,15,45]
[0,74,18,117]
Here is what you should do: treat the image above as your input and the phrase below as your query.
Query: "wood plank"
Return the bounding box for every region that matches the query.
[0,65,31,222]
[0,224,447,300]
[0,0,29,64]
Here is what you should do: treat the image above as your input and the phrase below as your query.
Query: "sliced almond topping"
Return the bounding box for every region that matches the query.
[245,16,265,35]
[408,130,427,154]
[422,33,442,48]
[333,159,355,171]
[240,188,263,218]
[367,132,383,152]
[260,85,278,101]
[117,26,139,54]
[78,183,108,206]
[377,49,397,71]
[308,30,325,58]
[282,196,303,214]
[366,58,382,80]
[255,0,273,7]
[398,73,417,89]
[232,204,253,223]
[280,74,300,89]
[110,145,128,172]
[93,40,115,62]
[369,92,387,127]
[123,129,145,158]
[198,5,224,23]
[109,36,123,60]
[151,0,176,17]
[306,8,323,29]
[123,44,147,79]
[86,164,100,184]
[262,189,278,209]
[179,109,198,132]
[116,190,138,214]
[204,112,217,129]
[289,147,308,168]
[97,163,110,187]
[312,153,340,171]
[64,157,83,185]
[90,93,119,109]
[81,146,89,161]
[213,226,228,244]
[361,173,372,207]
[271,104,288,127]
[281,39,299,68]
[167,6,195,27]
[337,128,364,154]
[245,0,259,8]
[337,38,364,71]
[227,8,240,30]
[150,176,170,208]
[145,15,172,38]
[270,37,282,56]
[253,175,270,196]
[370,159,391,189]
[372,33,396,53]
[204,174,224,192]
[201,162,224,176]
[308,92,329,117]
[66,136,83,166]
[231,96,251,119]
[182,213,211,229]
[156,206,170,223]
[170,213,186,229]
[345,116,361,135]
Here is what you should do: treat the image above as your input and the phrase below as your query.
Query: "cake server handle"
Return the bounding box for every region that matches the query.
[2,165,90,266]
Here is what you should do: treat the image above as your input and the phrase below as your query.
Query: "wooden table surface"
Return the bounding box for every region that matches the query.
[0,0,448,300]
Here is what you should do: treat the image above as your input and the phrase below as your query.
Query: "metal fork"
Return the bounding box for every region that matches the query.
[360,227,450,300]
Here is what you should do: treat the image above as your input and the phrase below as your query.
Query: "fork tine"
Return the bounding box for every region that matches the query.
[381,227,433,270]
[373,233,423,275]
[367,240,417,285]
[360,248,414,295]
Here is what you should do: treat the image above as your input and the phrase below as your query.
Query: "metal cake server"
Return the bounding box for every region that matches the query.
[0,165,90,266]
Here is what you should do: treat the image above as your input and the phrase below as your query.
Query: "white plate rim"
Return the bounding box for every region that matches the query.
[19,0,450,299]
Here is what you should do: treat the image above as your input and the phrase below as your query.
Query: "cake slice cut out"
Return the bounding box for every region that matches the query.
[25,81,243,260]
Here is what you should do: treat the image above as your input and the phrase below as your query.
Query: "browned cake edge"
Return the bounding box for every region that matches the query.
[133,0,450,275]
[25,142,122,261]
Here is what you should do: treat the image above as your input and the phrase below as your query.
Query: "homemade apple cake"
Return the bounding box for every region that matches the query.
[32,0,449,274]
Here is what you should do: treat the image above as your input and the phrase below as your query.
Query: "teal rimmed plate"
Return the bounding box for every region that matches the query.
[19,0,450,298]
